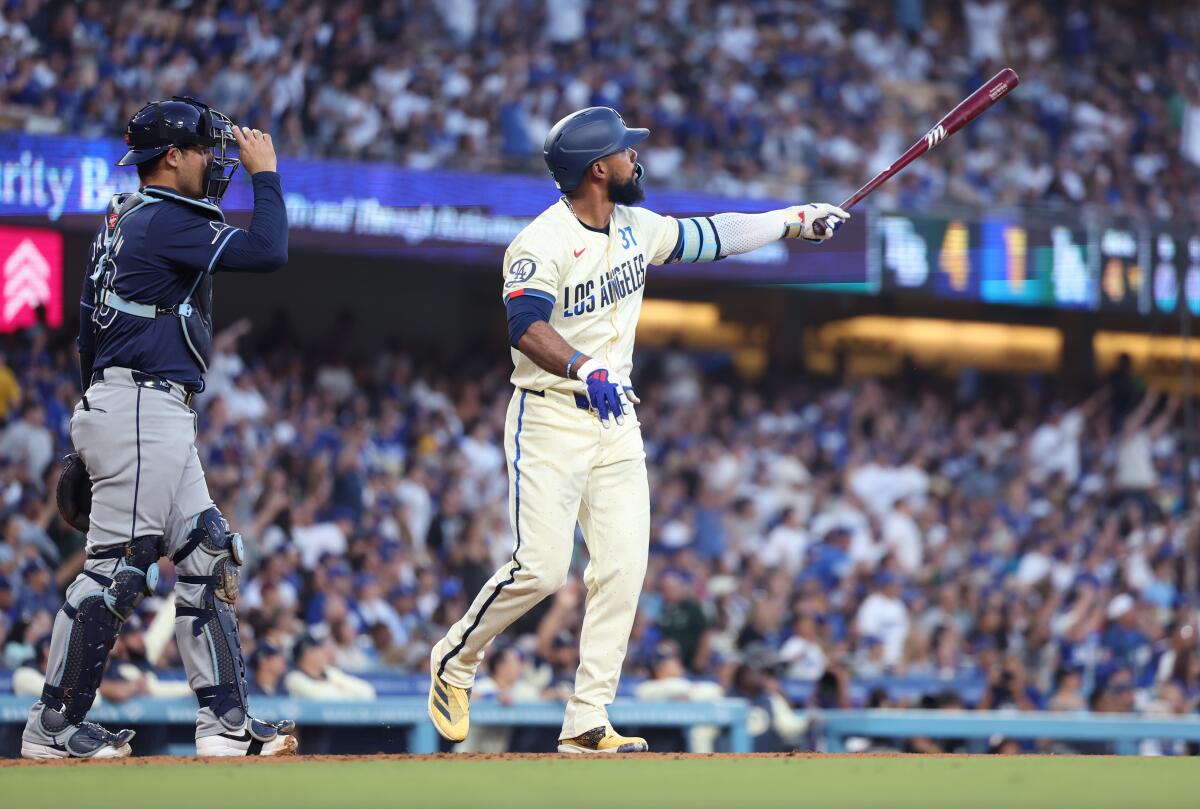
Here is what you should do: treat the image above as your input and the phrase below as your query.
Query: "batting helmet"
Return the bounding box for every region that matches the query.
[117,96,240,203]
[543,107,649,194]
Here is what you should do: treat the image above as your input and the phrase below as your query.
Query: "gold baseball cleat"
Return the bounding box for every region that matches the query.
[558,726,649,754]
[428,666,471,743]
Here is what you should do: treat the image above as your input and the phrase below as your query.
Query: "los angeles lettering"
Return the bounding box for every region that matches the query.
[562,254,647,318]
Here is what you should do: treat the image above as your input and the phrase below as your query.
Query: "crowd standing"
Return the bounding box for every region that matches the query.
[1,0,1199,219]
[1,316,1197,753]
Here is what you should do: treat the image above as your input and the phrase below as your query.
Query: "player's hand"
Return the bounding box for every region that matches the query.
[783,203,849,243]
[233,125,277,175]
[575,359,626,428]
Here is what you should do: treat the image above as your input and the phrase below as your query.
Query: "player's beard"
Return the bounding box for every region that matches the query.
[606,172,645,206]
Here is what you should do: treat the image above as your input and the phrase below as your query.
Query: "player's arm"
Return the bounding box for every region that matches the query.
[77,228,103,399]
[212,126,288,273]
[640,204,850,266]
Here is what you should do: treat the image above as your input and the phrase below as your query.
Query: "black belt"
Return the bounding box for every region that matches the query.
[520,388,590,411]
[93,368,195,406]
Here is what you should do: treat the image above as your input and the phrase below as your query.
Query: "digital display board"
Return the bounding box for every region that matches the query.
[1,132,1196,313]
[879,214,1093,309]
[0,132,871,287]
[0,225,62,331]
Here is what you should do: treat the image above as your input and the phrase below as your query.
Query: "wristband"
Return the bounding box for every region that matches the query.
[566,350,584,378]
[575,358,603,382]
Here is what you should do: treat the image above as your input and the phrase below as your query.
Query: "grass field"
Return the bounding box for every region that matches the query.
[2,754,1197,809]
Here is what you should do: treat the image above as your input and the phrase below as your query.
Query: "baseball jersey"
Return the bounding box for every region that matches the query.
[79,173,287,390]
[502,199,680,393]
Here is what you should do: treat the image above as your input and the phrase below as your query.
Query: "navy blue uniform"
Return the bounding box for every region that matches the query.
[79,171,288,390]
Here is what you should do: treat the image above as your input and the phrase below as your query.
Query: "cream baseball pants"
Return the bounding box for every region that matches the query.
[432,386,650,739]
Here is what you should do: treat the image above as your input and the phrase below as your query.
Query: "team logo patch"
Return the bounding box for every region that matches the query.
[107,212,119,229]
[208,221,234,244]
[505,258,537,288]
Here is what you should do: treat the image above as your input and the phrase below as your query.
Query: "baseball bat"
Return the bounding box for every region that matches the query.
[839,67,1021,211]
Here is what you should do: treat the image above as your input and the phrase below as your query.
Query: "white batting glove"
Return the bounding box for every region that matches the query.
[782,203,850,243]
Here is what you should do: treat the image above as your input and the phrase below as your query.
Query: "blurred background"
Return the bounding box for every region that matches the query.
[1,0,1200,757]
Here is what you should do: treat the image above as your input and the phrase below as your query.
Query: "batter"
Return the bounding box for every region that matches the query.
[429,106,849,753]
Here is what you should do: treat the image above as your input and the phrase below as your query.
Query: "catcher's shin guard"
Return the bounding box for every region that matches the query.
[39,593,120,726]
[40,536,161,724]
[174,507,251,731]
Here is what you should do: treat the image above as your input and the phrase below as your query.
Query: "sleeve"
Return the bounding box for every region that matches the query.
[500,226,561,307]
[628,207,683,266]
[502,216,560,349]
[213,172,289,274]
[153,173,288,275]
[506,294,553,348]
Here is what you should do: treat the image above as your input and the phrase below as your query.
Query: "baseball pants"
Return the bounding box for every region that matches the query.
[27,367,241,741]
[433,386,651,739]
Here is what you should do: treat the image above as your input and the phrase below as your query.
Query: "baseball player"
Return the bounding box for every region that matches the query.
[22,97,293,759]
[429,106,849,753]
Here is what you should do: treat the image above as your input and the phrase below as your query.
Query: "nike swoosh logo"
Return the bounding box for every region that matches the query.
[574,248,586,258]
[219,730,253,743]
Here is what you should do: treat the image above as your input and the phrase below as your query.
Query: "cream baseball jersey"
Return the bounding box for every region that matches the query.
[502,199,680,393]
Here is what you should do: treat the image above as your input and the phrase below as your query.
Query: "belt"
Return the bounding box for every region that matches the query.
[93,367,195,407]
[521,388,590,411]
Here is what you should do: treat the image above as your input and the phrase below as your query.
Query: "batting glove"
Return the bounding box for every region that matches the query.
[783,203,850,243]
[576,359,627,428]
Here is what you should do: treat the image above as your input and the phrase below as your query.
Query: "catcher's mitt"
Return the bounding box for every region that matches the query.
[56,452,92,533]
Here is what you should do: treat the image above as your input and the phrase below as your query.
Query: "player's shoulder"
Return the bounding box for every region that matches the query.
[507,201,572,257]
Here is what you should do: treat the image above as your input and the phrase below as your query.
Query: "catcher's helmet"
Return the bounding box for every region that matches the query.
[117,96,240,203]
[543,107,648,194]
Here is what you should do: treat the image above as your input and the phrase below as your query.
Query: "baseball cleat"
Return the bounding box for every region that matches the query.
[196,717,299,757]
[21,721,135,760]
[428,660,471,743]
[558,726,649,754]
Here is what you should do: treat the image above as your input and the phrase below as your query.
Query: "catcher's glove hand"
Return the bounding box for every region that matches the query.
[56,452,92,533]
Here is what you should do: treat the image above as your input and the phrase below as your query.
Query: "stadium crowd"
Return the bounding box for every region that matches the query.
[1,0,1199,219]
[0,316,1197,753]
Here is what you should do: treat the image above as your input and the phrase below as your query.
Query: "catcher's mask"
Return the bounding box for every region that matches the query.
[117,96,240,204]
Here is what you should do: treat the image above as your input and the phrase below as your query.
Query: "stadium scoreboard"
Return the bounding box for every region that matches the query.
[880,212,1199,315]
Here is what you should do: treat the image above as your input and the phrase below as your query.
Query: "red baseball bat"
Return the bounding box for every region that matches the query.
[839,68,1020,211]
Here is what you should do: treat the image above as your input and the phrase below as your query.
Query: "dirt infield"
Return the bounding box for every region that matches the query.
[0,750,1089,767]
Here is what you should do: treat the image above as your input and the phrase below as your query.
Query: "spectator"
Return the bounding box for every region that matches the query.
[1048,668,1087,712]
[634,641,726,752]
[459,645,540,753]
[246,642,288,697]
[855,572,910,670]
[283,634,377,700]
[0,402,53,489]
[655,569,710,672]
[0,2,1196,216]
[11,636,51,698]
[728,659,809,753]
[100,616,192,702]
